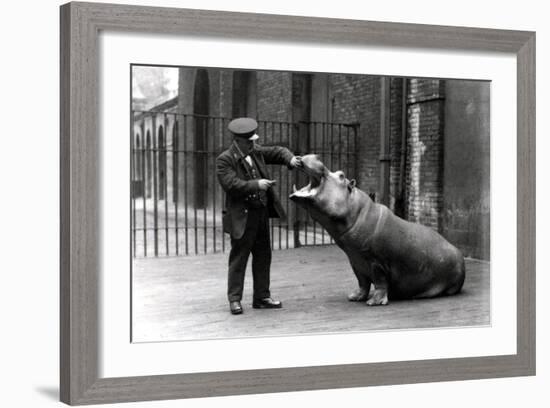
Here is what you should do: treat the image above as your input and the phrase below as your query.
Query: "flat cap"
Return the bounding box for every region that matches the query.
[228,117,259,140]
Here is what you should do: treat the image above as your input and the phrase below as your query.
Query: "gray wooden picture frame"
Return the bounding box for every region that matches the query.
[60,2,536,405]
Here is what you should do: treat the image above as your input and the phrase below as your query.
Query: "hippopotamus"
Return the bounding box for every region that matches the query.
[290,154,465,305]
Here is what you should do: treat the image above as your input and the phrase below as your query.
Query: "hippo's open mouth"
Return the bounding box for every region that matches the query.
[290,154,326,199]
[290,172,321,198]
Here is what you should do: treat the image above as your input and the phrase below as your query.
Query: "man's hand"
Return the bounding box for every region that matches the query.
[258,179,276,191]
[290,156,303,169]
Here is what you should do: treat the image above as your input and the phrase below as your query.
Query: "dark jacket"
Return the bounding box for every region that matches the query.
[216,142,294,240]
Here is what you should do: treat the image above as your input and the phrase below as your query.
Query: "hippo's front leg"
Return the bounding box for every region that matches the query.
[347,257,372,302]
[366,286,388,305]
[348,286,371,302]
[365,264,389,306]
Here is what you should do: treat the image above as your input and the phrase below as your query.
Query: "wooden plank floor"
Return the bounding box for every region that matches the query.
[132,245,490,342]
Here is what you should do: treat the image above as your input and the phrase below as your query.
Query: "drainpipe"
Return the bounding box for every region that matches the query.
[397,78,408,218]
[379,77,391,206]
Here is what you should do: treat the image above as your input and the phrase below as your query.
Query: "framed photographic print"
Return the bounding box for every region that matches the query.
[60,2,535,405]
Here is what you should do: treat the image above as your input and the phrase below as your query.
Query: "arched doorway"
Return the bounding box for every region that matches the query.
[135,134,142,180]
[193,69,209,209]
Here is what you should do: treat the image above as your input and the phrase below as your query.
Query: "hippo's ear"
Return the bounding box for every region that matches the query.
[348,179,356,192]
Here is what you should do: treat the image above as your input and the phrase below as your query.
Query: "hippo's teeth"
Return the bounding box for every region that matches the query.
[291,188,313,198]
[292,184,297,193]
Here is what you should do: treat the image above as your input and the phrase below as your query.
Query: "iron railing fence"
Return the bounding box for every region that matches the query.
[131,111,359,257]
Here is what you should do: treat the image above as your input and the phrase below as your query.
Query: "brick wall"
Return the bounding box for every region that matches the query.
[257,71,292,122]
[329,75,379,194]
[405,79,445,230]
[327,76,404,210]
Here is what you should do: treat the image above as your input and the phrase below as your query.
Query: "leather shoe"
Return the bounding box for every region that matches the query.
[252,297,282,309]
[229,301,243,315]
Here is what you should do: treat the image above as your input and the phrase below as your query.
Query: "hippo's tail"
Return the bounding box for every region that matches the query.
[445,254,466,296]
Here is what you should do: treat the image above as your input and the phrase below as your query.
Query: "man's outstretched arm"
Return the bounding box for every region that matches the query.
[255,145,302,168]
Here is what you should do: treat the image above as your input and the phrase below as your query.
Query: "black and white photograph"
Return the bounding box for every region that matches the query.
[2,0,545,405]
[130,65,490,343]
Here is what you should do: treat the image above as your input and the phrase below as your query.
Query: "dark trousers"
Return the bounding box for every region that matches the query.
[227,207,272,302]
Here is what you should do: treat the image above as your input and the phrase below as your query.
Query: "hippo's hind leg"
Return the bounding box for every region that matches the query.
[347,259,372,302]
[444,256,466,296]
[414,255,466,299]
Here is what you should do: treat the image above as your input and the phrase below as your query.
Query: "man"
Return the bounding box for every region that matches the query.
[216,117,302,315]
